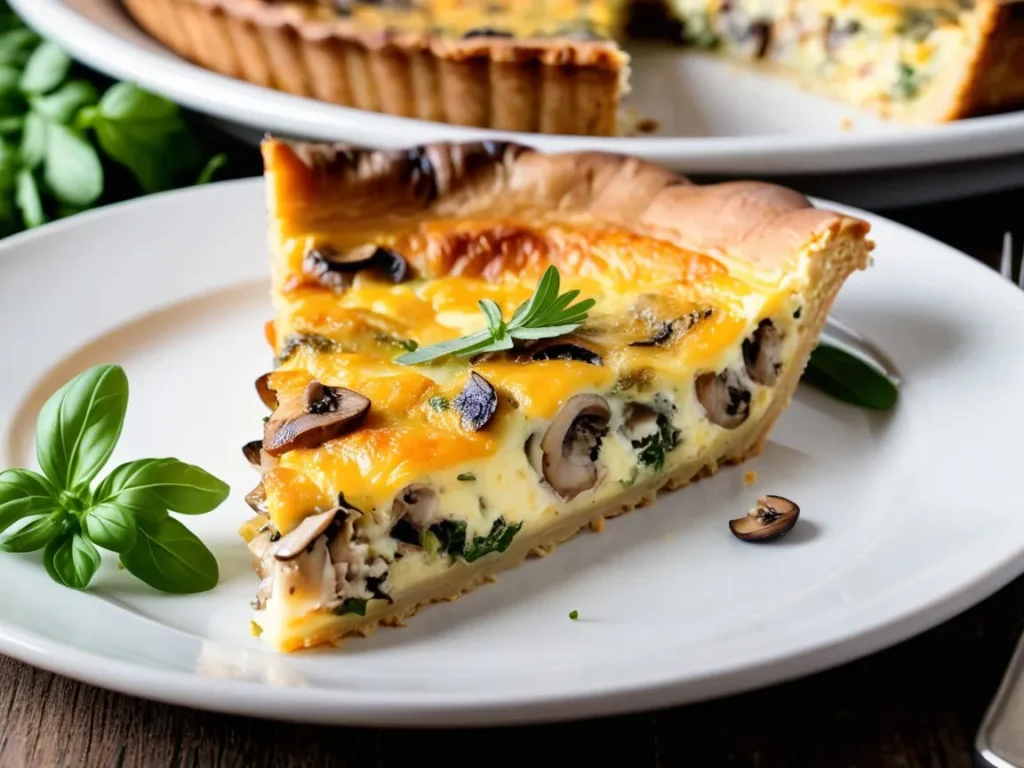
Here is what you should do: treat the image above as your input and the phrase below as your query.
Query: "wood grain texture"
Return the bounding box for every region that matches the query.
[0,186,1021,768]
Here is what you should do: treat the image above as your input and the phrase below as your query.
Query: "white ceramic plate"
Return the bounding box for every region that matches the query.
[12,0,1024,179]
[1,179,1024,727]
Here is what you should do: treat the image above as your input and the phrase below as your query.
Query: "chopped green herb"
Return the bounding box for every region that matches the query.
[396,265,596,365]
[335,598,367,616]
[632,414,681,471]
[569,610,579,621]
[463,517,523,563]
[428,396,450,412]
[419,529,440,556]
[619,467,640,488]
[430,519,467,557]
[893,63,921,100]
[457,472,476,482]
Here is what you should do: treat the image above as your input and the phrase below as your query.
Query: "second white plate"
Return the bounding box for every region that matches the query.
[12,0,1024,178]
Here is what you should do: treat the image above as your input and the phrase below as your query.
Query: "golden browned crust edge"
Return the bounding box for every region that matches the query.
[255,138,871,652]
[120,0,626,135]
[262,137,872,277]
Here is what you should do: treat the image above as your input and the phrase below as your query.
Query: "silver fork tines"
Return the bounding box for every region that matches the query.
[1000,232,1024,290]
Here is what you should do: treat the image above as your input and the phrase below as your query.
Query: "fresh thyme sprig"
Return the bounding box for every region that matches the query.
[396,265,596,365]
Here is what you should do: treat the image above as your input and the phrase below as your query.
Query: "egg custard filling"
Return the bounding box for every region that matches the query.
[242,138,872,652]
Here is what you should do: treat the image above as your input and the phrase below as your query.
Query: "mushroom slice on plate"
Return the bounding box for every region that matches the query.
[540,394,611,500]
[263,380,370,456]
[729,495,800,541]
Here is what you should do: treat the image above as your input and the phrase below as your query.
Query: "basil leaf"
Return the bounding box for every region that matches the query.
[19,42,71,96]
[0,65,19,96]
[20,110,46,168]
[0,469,60,534]
[0,116,23,134]
[0,139,19,189]
[83,502,137,553]
[0,29,39,68]
[31,80,98,124]
[0,511,66,552]
[44,531,100,589]
[35,364,130,491]
[15,168,44,229]
[120,516,219,594]
[98,82,181,125]
[44,123,103,206]
[801,343,899,410]
[96,458,230,515]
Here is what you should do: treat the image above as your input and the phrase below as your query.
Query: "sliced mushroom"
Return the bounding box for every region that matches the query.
[263,380,370,456]
[274,507,340,561]
[275,333,338,366]
[242,440,263,468]
[391,484,441,530]
[622,402,661,443]
[521,339,603,366]
[245,482,268,515]
[453,372,498,431]
[729,495,800,541]
[629,307,714,347]
[743,319,783,386]
[540,394,611,500]
[254,373,278,410]
[304,244,409,290]
[695,369,751,429]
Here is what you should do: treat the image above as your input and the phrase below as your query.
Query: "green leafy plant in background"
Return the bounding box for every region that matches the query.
[0,365,229,592]
[0,0,249,235]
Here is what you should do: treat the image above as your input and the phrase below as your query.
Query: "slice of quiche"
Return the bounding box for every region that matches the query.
[241,138,872,652]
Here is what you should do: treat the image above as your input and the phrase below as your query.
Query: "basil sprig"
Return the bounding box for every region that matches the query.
[0,364,228,592]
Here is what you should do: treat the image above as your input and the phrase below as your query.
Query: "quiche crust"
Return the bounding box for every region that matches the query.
[248,138,871,652]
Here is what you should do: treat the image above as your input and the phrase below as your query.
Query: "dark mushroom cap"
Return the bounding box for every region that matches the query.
[540,394,611,500]
[242,440,264,468]
[453,372,498,431]
[695,369,751,429]
[263,380,370,456]
[729,495,800,541]
[304,244,409,290]
[522,339,603,366]
[743,319,783,386]
[255,373,279,410]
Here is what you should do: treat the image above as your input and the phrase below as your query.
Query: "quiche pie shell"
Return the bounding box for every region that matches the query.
[120,0,628,135]
[253,138,873,651]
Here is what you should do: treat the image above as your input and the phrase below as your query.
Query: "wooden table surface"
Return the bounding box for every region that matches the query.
[2,186,1022,768]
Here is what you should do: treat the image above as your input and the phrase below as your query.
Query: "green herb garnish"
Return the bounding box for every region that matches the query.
[430,519,467,557]
[633,414,681,471]
[463,517,523,563]
[0,4,238,234]
[428,396,449,412]
[0,364,228,592]
[457,472,476,482]
[335,598,368,616]
[395,265,596,365]
[801,342,899,410]
[569,610,579,621]
[893,63,921,100]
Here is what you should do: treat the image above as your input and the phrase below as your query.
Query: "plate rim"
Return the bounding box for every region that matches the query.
[0,179,1022,726]
[13,0,1024,175]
